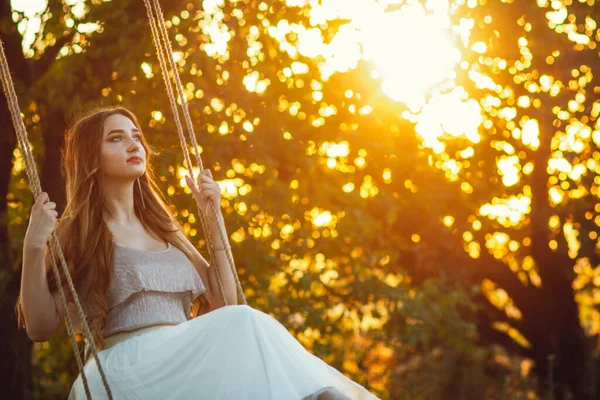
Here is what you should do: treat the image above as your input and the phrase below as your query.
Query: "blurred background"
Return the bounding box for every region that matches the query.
[1,0,599,399]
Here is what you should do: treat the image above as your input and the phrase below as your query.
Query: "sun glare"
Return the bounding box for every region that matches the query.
[362,3,461,108]
[277,0,463,110]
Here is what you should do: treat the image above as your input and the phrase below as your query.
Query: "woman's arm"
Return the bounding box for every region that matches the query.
[20,244,62,342]
[205,214,238,307]
[185,214,238,310]
[184,169,238,308]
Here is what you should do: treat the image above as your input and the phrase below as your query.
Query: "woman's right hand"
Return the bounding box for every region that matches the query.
[24,192,58,250]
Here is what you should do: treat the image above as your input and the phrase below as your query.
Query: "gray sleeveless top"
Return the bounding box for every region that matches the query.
[74,241,207,337]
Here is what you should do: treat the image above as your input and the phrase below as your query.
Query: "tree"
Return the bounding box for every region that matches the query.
[0,0,189,397]
[426,0,600,398]
[8,0,590,398]
[0,0,75,396]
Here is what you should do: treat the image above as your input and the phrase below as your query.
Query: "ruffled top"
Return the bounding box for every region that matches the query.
[74,241,207,337]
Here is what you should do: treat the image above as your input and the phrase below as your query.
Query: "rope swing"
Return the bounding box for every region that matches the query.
[142,0,247,307]
[0,0,246,398]
[0,39,112,400]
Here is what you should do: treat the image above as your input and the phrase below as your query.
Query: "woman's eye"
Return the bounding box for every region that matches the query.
[110,135,141,142]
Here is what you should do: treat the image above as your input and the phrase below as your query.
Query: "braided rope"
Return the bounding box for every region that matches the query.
[143,0,219,301]
[140,0,227,305]
[149,0,246,305]
[144,0,246,305]
[3,1,249,396]
[0,40,114,399]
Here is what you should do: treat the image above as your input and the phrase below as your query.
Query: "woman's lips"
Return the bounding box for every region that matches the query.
[127,157,143,163]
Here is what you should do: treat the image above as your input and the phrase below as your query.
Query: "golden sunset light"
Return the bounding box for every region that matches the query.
[5,0,600,398]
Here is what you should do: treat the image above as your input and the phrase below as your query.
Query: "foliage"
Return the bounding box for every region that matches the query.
[9,0,600,398]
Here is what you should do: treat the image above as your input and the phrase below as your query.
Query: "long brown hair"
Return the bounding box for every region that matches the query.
[17,106,210,349]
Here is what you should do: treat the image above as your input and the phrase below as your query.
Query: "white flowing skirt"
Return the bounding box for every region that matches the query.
[68,304,380,400]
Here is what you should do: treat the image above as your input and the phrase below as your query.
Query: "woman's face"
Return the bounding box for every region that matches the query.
[99,114,146,182]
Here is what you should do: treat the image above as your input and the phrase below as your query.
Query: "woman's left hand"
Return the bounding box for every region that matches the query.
[185,169,222,223]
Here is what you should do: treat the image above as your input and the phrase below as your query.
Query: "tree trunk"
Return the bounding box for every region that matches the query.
[528,116,595,400]
[0,98,69,400]
[40,106,67,214]
[0,92,33,398]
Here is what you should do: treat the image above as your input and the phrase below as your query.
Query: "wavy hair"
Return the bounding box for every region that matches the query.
[16,106,211,350]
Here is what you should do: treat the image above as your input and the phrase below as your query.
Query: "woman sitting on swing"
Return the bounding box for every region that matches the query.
[16,106,379,399]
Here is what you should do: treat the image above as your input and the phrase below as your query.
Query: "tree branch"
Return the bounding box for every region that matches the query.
[476,300,534,359]
[32,31,75,82]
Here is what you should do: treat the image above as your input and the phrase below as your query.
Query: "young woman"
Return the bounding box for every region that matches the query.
[17,106,380,399]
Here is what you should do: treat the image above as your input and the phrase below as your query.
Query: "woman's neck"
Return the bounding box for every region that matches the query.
[102,179,136,222]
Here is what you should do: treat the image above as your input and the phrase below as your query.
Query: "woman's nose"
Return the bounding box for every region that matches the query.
[126,138,141,151]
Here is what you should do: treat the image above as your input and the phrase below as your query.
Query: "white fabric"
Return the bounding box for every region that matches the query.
[68,305,380,400]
